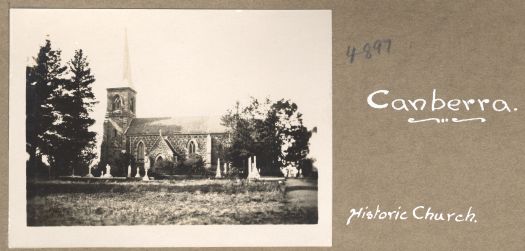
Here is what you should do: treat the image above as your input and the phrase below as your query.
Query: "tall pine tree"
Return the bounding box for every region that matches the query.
[26,40,68,178]
[53,49,98,176]
[27,41,98,178]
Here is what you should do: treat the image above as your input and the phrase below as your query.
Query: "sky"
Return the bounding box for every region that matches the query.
[11,9,332,169]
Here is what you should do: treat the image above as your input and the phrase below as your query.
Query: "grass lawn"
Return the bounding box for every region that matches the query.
[27,179,317,226]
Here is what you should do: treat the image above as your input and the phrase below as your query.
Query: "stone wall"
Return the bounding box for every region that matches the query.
[126,133,230,169]
[128,135,161,161]
[101,118,129,165]
[149,138,174,164]
[166,134,207,158]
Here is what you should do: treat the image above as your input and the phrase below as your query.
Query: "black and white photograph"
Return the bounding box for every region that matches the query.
[9,9,331,247]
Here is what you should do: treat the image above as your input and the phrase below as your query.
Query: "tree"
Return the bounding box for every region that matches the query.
[222,98,312,177]
[221,101,259,177]
[115,150,133,176]
[52,49,98,176]
[26,40,68,178]
[271,99,312,169]
[26,42,98,178]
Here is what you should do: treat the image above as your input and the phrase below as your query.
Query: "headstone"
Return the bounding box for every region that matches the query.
[127,165,131,178]
[143,158,150,181]
[205,134,212,168]
[248,157,252,177]
[247,156,260,180]
[102,164,113,178]
[248,165,261,180]
[85,166,94,178]
[215,158,222,178]
[254,155,257,169]
[142,168,150,181]
[135,167,141,178]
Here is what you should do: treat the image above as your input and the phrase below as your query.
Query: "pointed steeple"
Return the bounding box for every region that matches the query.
[122,28,134,89]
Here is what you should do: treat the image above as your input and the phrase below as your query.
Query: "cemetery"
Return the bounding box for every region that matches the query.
[27,160,318,225]
[25,36,319,226]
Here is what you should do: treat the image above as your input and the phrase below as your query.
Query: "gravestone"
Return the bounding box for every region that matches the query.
[102,164,113,178]
[135,167,140,178]
[85,166,94,178]
[143,158,150,181]
[247,156,260,180]
[247,157,252,177]
[215,158,222,178]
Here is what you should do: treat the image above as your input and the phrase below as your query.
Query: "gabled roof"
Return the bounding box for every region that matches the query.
[162,138,184,157]
[126,116,227,135]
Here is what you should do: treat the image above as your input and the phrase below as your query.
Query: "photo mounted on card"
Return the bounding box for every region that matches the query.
[9,9,332,248]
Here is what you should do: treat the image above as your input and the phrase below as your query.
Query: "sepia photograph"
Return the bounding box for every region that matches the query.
[10,9,331,247]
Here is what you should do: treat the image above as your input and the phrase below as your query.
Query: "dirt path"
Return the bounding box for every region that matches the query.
[284,178,318,209]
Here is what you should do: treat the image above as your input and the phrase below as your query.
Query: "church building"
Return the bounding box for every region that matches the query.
[100,33,230,173]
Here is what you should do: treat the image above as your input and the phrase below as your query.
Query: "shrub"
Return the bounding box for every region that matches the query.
[298,158,315,177]
[225,165,245,179]
[91,161,105,177]
[26,157,50,180]
[156,159,175,169]
[153,159,177,176]
[182,154,206,176]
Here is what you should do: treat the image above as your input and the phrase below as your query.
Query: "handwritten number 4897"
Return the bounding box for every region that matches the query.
[347,39,391,64]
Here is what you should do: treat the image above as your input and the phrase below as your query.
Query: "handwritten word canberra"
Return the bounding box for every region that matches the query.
[367,89,516,112]
[366,89,517,123]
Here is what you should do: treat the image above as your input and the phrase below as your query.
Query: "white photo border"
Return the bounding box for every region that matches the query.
[9,9,332,248]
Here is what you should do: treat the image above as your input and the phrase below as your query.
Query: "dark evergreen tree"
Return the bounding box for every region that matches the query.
[52,49,98,176]
[26,40,68,178]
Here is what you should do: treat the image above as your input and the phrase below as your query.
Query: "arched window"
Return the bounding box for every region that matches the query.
[112,95,122,111]
[188,141,196,154]
[137,141,145,162]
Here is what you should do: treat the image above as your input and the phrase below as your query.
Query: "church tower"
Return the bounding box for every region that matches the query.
[101,30,137,165]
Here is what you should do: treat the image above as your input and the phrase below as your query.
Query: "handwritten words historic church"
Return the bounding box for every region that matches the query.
[100,35,230,172]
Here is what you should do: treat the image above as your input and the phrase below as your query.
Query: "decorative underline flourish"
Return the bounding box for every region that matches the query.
[408,117,487,124]
[451,117,487,123]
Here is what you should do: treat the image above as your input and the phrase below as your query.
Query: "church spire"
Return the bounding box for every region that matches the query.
[122,28,134,88]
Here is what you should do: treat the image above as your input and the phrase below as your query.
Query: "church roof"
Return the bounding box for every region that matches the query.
[126,116,227,135]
